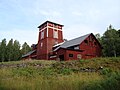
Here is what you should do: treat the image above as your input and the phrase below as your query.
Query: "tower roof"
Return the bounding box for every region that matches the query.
[38,21,64,28]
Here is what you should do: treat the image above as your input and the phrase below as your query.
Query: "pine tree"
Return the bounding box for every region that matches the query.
[0,39,6,62]
[118,29,120,37]
[116,30,120,56]
[0,39,32,61]
[6,39,14,61]
[13,40,21,61]
[21,42,31,55]
[101,25,119,57]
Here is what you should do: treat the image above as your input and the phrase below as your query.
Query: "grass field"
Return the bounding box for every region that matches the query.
[0,57,120,90]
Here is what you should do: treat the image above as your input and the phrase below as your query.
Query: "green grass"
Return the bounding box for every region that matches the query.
[0,57,120,90]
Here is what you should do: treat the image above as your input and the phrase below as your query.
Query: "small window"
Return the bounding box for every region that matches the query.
[77,54,82,59]
[41,43,43,47]
[54,30,58,38]
[69,54,73,57]
[74,46,79,50]
[41,31,44,39]
[84,40,88,44]
[55,41,58,45]
[94,42,97,45]
[54,24,58,28]
[89,36,92,41]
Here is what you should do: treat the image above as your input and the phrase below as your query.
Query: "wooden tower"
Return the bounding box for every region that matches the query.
[37,21,64,60]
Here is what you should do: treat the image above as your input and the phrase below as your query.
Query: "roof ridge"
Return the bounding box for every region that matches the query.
[66,33,91,42]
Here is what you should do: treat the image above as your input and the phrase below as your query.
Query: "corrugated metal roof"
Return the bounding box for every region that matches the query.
[22,50,36,58]
[53,33,91,51]
[60,33,91,48]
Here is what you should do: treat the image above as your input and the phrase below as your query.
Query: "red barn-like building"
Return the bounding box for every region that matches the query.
[22,21,102,60]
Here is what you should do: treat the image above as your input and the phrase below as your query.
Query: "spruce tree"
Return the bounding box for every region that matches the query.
[0,39,6,62]
[6,39,14,61]
[21,42,31,55]
[101,25,119,57]
[13,40,21,60]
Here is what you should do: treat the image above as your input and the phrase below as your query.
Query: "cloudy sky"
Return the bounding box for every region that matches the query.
[0,0,120,45]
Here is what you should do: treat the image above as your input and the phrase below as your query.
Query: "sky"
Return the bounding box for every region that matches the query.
[0,0,120,46]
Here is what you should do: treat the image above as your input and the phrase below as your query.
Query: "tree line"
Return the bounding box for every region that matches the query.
[95,25,120,57]
[0,39,31,62]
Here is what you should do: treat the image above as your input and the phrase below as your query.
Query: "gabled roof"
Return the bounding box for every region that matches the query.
[53,33,91,51]
[60,33,91,48]
[22,50,36,58]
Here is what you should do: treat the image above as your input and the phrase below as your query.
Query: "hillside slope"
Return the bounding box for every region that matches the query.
[0,57,120,73]
[0,57,120,90]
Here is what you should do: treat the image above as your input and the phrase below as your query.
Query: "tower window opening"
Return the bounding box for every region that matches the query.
[54,30,58,38]
[41,31,44,39]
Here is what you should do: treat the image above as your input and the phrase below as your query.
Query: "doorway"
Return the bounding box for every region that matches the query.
[59,55,64,61]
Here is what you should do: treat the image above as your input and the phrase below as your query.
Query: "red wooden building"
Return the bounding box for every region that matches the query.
[22,21,102,60]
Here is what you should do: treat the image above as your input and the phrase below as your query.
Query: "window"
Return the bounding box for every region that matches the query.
[94,42,97,46]
[41,31,44,39]
[69,54,73,57]
[74,46,79,50]
[54,24,58,28]
[84,40,88,44]
[41,43,43,47]
[89,36,94,42]
[77,54,82,59]
[89,36,92,41]
[55,41,58,45]
[54,30,58,38]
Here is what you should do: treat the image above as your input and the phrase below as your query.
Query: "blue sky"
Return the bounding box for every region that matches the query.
[0,0,120,45]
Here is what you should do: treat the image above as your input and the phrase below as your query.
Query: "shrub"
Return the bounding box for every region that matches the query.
[42,68,55,75]
[85,71,120,90]
[58,68,73,75]
[79,59,90,63]
[100,68,112,76]
[12,67,37,77]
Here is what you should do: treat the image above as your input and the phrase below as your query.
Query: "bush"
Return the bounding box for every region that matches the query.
[100,68,112,76]
[42,68,55,75]
[85,72,120,90]
[12,67,37,77]
[58,68,73,75]
[79,59,90,63]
